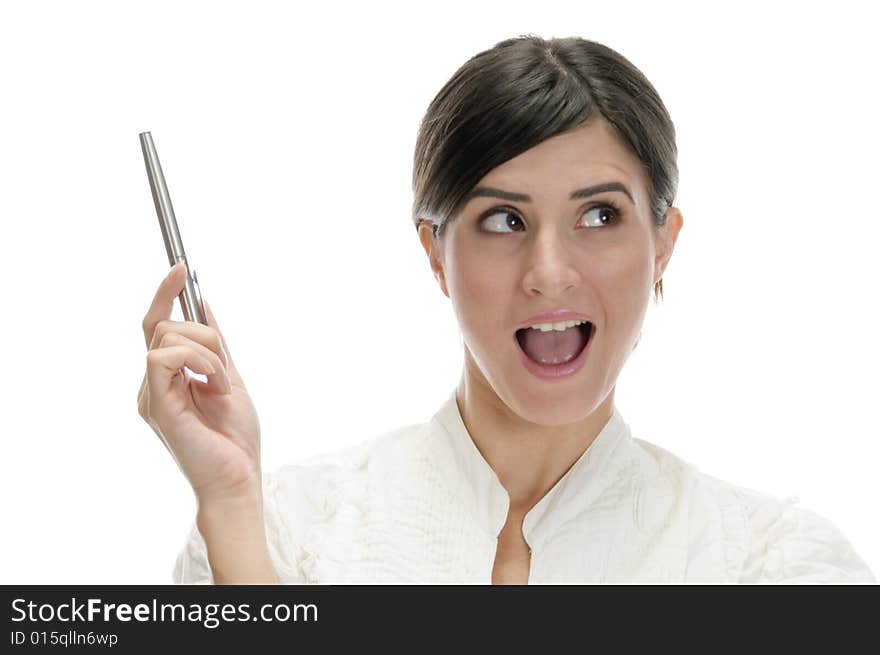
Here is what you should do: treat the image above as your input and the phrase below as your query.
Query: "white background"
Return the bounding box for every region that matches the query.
[1,0,877,583]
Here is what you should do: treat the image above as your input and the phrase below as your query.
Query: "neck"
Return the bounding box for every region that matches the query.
[455,359,614,515]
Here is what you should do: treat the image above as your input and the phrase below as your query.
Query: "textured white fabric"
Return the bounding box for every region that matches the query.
[173,389,876,584]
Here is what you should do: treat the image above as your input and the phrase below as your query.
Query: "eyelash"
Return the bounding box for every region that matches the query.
[477,201,623,233]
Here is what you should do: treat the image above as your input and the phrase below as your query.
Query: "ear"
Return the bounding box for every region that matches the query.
[418,219,449,298]
[653,207,683,288]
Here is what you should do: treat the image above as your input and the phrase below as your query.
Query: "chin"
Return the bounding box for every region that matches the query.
[497,376,609,427]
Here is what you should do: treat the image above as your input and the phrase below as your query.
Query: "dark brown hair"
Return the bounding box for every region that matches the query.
[411,34,679,302]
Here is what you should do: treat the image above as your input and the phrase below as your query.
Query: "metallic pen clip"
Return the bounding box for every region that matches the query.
[190,268,207,324]
[139,131,208,325]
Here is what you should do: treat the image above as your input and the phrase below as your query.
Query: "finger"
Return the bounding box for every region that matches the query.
[145,346,225,420]
[149,319,229,372]
[143,262,188,350]
[157,332,232,394]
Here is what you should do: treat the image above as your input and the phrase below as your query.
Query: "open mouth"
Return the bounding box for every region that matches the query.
[515,321,593,366]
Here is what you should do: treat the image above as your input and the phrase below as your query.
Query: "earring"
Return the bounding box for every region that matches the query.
[653,278,664,301]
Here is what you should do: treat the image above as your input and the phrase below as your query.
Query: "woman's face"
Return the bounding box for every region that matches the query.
[419,118,682,426]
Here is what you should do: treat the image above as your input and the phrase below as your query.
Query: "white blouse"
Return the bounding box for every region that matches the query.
[173,389,875,584]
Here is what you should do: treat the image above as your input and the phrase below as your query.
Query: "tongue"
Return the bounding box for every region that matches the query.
[519,326,588,365]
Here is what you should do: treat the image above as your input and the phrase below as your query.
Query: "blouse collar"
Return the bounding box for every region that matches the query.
[429,387,631,553]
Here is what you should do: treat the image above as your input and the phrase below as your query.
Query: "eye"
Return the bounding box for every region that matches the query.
[479,208,526,233]
[478,202,622,233]
[580,203,622,228]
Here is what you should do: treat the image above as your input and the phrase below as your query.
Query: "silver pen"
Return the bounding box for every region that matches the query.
[139,131,208,325]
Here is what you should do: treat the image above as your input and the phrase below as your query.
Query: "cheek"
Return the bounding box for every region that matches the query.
[445,242,515,337]
[592,242,653,332]
[447,235,506,296]
[596,250,651,291]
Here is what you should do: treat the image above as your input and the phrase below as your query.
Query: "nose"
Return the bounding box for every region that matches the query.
[520,231,582,298]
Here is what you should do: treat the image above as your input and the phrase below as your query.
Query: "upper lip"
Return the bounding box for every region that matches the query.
[516,309,593,330]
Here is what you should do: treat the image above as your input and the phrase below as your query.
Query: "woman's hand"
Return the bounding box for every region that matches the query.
[137,263,262,507]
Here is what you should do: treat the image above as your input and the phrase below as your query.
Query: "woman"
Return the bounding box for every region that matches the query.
[138,35,875,584]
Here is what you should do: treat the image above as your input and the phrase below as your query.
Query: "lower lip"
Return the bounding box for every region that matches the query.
[514,326,593,381]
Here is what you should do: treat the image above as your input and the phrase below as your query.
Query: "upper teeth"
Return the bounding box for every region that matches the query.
[528,319,589,332]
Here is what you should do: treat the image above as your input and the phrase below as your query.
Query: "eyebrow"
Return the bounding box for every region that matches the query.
[463,182,635,206]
